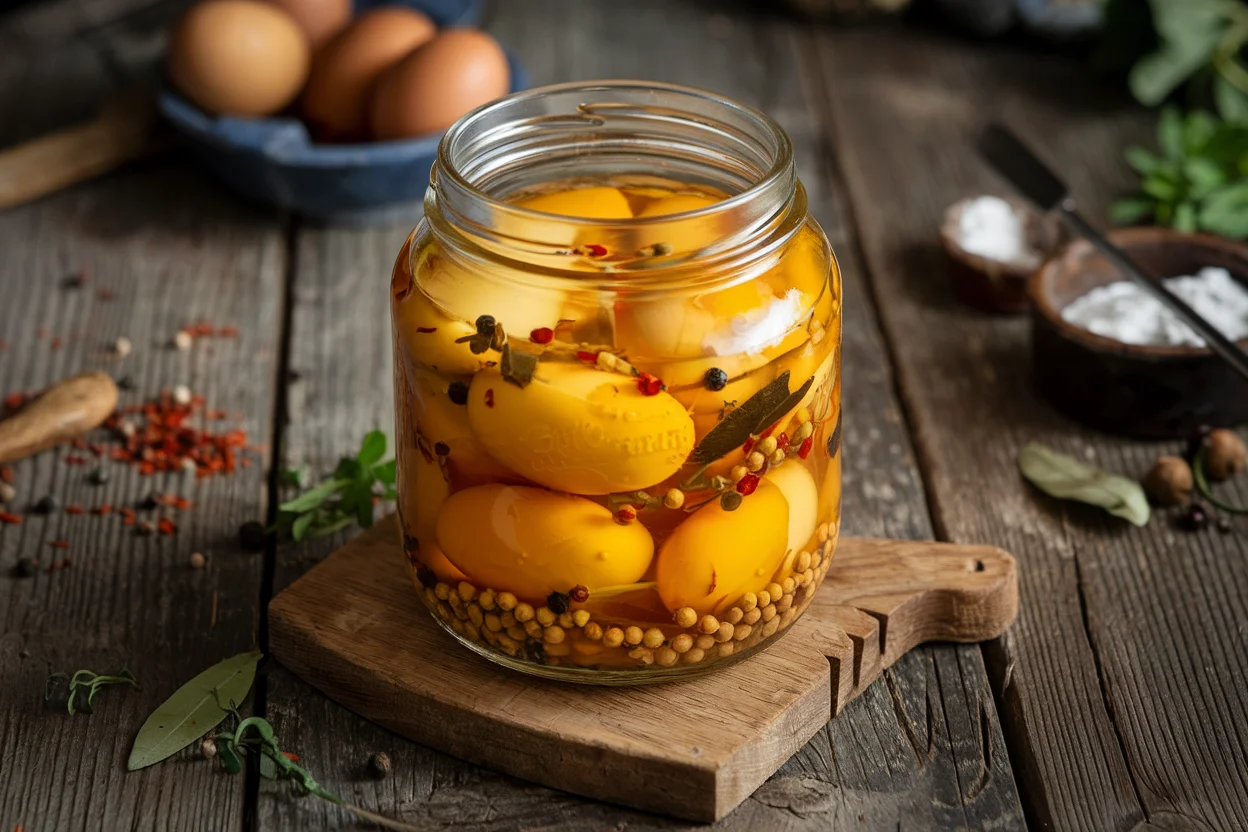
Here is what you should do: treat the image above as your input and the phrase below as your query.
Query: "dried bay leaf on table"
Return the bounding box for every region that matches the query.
[1018,442,1151,527]
[127,649,263,770]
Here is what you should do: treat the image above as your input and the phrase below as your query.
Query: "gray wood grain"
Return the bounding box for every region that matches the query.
[811,25,1248,832]
[256,2,1023,830]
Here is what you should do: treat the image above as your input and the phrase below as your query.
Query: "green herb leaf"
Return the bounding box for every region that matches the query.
[1174,200,1198,232]
[1199,181,1248,236]
[279,478,349,514]
[1125,145,1163,176]
[291,511,315,542]
[1215,73,1248,125]
[500,343,540,388]
[280,468,306,489]
[690,371,795,464]
[372,459,396,486]
[1018,442,1150,527]
[308,515,356,538]
[127,649,262,770]
[357,430,387,468]
[1183,156,1227,196]
[1157,106,1187,159]
[1129,4,1232,106]
[1110,197,1156,225]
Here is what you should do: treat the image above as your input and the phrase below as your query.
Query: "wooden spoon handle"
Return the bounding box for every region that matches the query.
[0,372,119,464]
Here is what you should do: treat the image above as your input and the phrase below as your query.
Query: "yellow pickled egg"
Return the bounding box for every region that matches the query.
[393,288,487,377]
[517,187,633,219]
[419,542,469,584]
[399,435,449,545]
[655,480,789,615]
[615,280,773,360]
[419,252,565,338]
[766,462,819,556]
[409,367,516,487]
[634,194,720,217]
[466,361,695,494]
[435,484,655,600]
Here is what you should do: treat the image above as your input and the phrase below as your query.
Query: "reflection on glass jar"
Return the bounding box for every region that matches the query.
[391,81,842,683]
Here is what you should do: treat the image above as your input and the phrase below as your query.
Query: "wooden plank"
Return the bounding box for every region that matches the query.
[258,2,1024,830]
[810,25,1248,831]
[0,7,284,831]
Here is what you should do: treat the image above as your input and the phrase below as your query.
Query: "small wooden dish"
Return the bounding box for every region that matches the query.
[940,196,1064,314]
[1029,227,1248,439]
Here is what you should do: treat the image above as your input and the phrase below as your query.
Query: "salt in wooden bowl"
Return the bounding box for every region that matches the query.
[1029,227,1248,439]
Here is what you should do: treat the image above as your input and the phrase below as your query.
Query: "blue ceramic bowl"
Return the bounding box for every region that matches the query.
[158,0,528,225]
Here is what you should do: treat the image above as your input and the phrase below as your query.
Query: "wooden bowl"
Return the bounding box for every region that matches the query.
[940,196,1065,314]
[1029,227,1248,439]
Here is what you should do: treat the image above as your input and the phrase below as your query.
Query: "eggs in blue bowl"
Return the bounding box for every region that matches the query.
[158,0,528,225]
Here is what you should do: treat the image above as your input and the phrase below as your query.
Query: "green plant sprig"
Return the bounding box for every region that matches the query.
[276,430,397,542]
[46,668,138,715]
[1113,107,1248,237]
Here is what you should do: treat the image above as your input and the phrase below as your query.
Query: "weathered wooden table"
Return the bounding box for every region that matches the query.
[2,1,1245,830]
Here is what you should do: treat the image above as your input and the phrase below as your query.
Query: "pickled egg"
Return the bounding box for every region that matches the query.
[655,480,790,615]
[766,462,819,556]
[265,0,349,47]
[436,484,655,600]
[466,361,696,494]
[634,194,720,217]
[370,28,511,139]
[393,287,487,377]
[409,367,518,488]
[517,187,634,220]
[301,6,436,140]
[168,0,311,117]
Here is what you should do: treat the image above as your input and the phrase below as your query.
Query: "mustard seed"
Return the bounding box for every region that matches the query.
[458,581,476,602]
[761,606,777,622]
[544,625,566,644]
[500,611,516,628]
[624,625,644,646]
[763,618,780,637]
[758,590,772,607]
[698,614,719,634]
[696,634,716,650]
[468,605,484,628]
[584,621,603,641]
[674,607,697,628]
[715,622,735,642]
[656,647,678,667]
[497,591,518,611]
[717,642,735,657]
[463,622,481,642]
[557,612,574,629]
[629,647,655,665]
[524,620,543,638]
[484,613,503,632]
[478,588,496,610]
[663,488,685,510]
[572,609,590,628]
[672,633,693,653]
[734,623,753,641]
[434,582,450,601]
[796,551,812,572]
[758,437,778,457]
[746,452,765,472]
[536,607,556,627]
[173,330,193,351]
[802,568,815,586]
[507,624,527,641]
[730,465,749,483]
[743,607,761,625]
[817,523,829,543]
[514,603,534,623]
[684,647,706,664]
[724,607,743,625]
[766,583,783,601]
[424,588,437,607]
[643,627,665,648]
[603,627,625,647]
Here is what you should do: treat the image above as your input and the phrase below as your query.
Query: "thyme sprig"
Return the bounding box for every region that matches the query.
[276,431,397,542]
[46,668,138,715]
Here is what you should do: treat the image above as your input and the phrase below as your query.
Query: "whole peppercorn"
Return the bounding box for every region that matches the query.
[569,584,589,603]
[614,505,638,525]
[12,557,37,578]
[475,315,496,336]
[1141,456,1193,506]
[663,488,685,510]
[201,738,217,759]
[189,552,206,569]
[88,468,109,486]
[1204,429,1247,481]
[239,520,267,552]
[34,495,59,514]
[703,367,728,391]
[368,751,392,779]
[434,442,450,457]
[1178,501,1209,532]
[546,591,570,614]
[447,382,469,405]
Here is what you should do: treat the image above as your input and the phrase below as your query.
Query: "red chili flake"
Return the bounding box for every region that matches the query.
[158,518,177,536]
[614,506,638,525]
[576,350,598,363]
[71,438,87,450]
[636,373,664,396]
[0,466,12,484]
[484,389,494,408]
[50,337,63,350]
[282,751,300,763]
[47,540,70,549]
[91,505,113,516]
[65,505,84,515]
[0,511,22,524]
[120,508,136,527]
[776,432,790,452]
[798,437,814,460]
[96,287,115,301]
[530,327,554,344]
[579,243,608,257]
[206,410,228,420]
[415,326,437,334]
[218,325,238,338]
[64,455,87,466]
[743,436,756,455]
[736,474,760,496]
[3,392,26,411]
[88,443,104,457]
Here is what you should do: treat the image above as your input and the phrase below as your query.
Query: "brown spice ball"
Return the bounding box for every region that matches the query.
[1142,456,1193,506]
[1205,429,1247,481]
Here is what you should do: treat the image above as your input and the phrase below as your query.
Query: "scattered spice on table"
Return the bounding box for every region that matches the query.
[12,558,36,578]
[46,540,70,549]
[65,505,84,515]
[0,482,14,504]
[0,511,23,525]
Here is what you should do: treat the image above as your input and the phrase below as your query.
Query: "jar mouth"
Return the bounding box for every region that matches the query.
[427,80,799,285]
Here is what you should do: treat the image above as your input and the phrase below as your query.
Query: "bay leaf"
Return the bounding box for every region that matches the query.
[756,375,815,437]
[127,649,262,771]
[500,344,539,388]
[1017,442,1150,527]
[690,371,796,464]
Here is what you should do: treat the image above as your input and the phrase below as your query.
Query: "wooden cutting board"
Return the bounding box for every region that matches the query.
[269,515,1017,822]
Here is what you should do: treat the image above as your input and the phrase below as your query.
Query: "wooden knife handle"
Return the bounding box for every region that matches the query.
[0,372,119,464]
[0,92,159,212]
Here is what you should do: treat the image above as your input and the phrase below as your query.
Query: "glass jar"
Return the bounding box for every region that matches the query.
[391,81,842,684]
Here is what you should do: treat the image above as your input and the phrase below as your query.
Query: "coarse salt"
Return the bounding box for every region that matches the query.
[957,196,1042,269]
[1061,267,1248,347]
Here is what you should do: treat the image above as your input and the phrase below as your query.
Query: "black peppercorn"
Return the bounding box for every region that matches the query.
[415,564,436,588]
[115,375,135,391]
[475,315,496,336]
[1178,501,1209,532]
[87,468,109,486]
[434,442,450,457]
[239,520,268,552]
[1217,517,1234,534]
[34,495,59,514]
[546,591,570,614]
[12,557,36,578]
[703,367,728,391]
[368,751,392,779]
[447,382,469,405]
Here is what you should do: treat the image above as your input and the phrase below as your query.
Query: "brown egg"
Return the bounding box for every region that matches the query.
[265,0,351,48]
[301,6,437,141]
[168,0,311,117]
[370,28,510,140]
